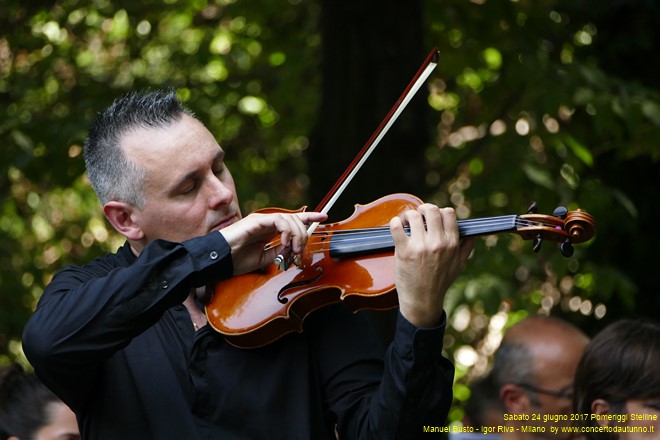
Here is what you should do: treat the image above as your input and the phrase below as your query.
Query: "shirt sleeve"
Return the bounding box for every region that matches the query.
[315,306,454,440]
[386,312,455,438]
[22,232,233,408]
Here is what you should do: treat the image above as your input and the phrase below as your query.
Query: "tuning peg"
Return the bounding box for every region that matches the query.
[532,234,543,253]
[553,206,568,219]
[560,239,574,258]
[527,201,538,214]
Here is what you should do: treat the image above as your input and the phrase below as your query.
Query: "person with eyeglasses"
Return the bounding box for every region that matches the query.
[491,315,589,439]
[573,318,660,439]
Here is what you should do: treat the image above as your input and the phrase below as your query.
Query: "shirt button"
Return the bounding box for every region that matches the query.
[210,251,219,260]
[161,280,169,289]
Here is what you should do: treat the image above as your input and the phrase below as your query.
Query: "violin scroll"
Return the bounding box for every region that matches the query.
[564,210,596,243]
[516,204,596,257]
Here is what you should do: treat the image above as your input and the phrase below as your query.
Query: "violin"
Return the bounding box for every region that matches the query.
[205,193,596,348]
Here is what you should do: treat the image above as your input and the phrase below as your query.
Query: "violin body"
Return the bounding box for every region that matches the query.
[206,193,595,348]
[206,194,422,348]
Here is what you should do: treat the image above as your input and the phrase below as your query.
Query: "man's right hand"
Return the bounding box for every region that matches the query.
[219,211,327,275]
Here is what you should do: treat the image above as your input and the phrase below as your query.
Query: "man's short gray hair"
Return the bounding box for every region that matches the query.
[83,89,194,208]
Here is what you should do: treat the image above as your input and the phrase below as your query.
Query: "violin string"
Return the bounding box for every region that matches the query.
[263,216,562,253]
[312,217,543,241]
[299,217,519,239]
[264,218,559,250]
[321,219,518,250]
[321,216,549,235]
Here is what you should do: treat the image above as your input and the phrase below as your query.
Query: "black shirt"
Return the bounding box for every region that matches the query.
[23,232,454,439]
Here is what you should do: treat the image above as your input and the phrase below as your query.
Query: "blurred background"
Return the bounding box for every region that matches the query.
[2,0,659,424]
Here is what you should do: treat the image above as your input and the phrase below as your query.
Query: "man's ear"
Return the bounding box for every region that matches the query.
[103,201,144,241]
[591,399,611,427]
[500,384,531,414]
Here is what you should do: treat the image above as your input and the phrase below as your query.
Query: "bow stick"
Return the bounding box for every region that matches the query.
[275,49,441,270]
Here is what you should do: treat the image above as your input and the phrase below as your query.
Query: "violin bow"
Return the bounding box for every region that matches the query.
[275,49,441,269]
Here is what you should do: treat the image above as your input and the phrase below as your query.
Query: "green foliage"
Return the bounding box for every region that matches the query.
[421,0,659,425]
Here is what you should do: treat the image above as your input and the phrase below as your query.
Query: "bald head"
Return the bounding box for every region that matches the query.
[504,315,587,343]
[504,316,589,363]
[493,316,589,390]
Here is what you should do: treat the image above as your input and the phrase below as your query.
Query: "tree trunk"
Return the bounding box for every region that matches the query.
[310,0,429,343]
[310,0,430,221]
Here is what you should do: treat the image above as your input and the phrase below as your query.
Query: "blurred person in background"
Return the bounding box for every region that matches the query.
[573,318,660,439]
[491,315,589,439]
[451,373,504,439]
[0,363,80,440]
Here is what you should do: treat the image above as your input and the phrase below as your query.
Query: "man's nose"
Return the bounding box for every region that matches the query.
[207,175,233,209]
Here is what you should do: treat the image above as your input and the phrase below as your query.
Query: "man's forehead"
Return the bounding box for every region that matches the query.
[119,124,172,158]
[119,115,222,161]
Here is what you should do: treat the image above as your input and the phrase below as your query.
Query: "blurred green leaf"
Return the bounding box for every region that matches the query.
[563,134,594,166]
[521,163,555,189]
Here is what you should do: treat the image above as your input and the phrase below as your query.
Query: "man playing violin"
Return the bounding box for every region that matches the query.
[23,89,474,439]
